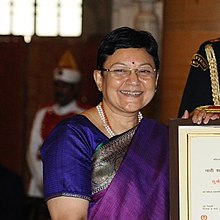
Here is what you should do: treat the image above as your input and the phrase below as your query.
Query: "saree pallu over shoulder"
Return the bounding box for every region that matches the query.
[89,118,169,220]
[91,127,137,195]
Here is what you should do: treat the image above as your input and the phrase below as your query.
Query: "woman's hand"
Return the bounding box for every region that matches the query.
[181,109,219,124]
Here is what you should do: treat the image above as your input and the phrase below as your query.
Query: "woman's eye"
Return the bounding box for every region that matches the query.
[113,69,125,73]
[140,70,148,73]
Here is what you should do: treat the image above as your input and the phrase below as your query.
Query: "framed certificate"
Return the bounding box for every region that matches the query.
[169,119,220,220]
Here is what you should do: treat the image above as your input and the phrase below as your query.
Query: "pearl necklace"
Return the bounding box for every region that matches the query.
[96,102,143,138]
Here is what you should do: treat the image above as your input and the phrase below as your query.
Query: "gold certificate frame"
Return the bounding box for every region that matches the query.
[169,119,220,220]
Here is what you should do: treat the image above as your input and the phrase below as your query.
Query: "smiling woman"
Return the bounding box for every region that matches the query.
[41,26,169,220]
[94,47,159,120]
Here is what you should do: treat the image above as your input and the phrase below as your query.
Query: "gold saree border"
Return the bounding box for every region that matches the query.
[91,127,137,195]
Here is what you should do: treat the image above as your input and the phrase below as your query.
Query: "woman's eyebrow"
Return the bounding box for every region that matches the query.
[109,62,127,68]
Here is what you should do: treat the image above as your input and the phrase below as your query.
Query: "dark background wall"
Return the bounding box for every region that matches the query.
[0,1,111,190]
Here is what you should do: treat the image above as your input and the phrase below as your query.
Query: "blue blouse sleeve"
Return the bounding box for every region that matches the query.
[40,118,94,201]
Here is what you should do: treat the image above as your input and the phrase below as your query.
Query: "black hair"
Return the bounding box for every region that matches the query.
[97,26,159,70]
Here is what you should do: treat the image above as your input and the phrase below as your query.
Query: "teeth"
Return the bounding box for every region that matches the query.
[120,91,142,96]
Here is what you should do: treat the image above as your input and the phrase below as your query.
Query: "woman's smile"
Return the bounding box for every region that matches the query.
[120,90,143,97]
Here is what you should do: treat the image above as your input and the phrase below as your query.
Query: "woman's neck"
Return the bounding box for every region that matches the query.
[96,102,143,137]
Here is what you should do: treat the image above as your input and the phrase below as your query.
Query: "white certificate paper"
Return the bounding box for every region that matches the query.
[178,126,220,220]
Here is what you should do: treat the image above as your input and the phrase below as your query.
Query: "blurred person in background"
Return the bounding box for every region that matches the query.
[26,51,88,220]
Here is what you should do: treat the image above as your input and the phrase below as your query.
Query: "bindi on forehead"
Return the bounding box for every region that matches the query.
[132,61,135,64]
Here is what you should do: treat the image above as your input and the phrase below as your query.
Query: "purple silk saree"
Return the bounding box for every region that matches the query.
[89,118,169,220]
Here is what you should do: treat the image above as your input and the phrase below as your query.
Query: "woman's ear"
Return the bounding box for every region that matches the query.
[155,72,159,88]
[93,70,103,92]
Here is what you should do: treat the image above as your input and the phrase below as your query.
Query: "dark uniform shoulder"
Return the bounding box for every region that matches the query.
[207,37,220,43]
[208,37,220,53]
[190,37,220,71]
[200,37,220,47]
[191,42,208,71]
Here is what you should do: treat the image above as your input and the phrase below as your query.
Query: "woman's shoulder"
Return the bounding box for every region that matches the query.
[50,115,96,141]
[142,118,168,129]
[44,114,108,152]
[66,114,92,124]
[61,107,98,127]
[58,114,97,131]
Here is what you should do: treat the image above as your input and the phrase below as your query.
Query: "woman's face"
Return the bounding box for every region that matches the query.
[94,48,159,114]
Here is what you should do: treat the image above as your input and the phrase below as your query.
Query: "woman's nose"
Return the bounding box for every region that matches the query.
[126,69,139,82]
